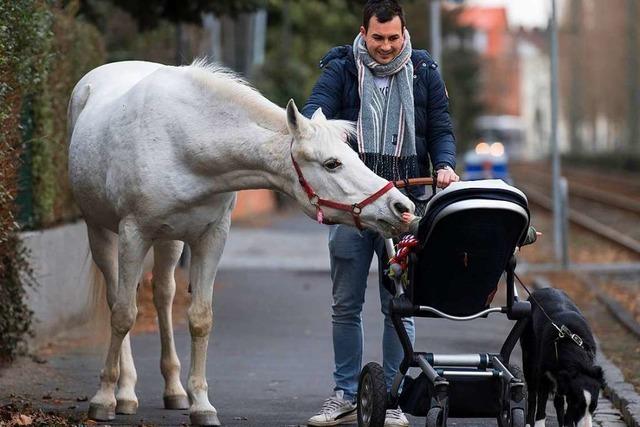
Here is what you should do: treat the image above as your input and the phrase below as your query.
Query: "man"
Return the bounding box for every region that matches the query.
[302,1,458,426]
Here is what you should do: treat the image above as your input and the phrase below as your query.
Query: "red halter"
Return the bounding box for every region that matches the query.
[290,139,395,230]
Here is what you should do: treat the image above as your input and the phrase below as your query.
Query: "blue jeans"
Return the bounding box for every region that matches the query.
[329,224,415,402]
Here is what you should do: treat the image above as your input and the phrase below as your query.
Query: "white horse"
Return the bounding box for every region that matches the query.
[67,60,414,425]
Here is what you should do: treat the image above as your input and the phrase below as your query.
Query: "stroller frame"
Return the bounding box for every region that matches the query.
[357,187,532,427]
[386,252,530,427]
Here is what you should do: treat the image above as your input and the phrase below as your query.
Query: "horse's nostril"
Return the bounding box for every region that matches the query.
[394,202,409,214]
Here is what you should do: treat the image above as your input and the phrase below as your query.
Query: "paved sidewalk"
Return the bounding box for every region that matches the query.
[0,211,630,426]
[220,211,346,272]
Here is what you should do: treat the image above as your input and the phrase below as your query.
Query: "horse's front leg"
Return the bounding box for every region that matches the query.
[186,215,231,427]
[152,240,189,409]
[89,219,150,421]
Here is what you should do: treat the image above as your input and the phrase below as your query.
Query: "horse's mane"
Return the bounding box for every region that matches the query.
[184,58,356,140]
[184,59,287,133]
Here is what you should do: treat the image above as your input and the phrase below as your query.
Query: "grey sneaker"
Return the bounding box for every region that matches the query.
[307,390,357,426]
[384,408,409,427]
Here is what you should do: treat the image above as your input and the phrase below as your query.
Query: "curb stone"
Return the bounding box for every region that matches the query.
[576,273,640,427]
[596,345,640,427]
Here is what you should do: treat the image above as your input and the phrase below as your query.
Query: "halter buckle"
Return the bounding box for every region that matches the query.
[352,204,362,215]
[309,195,319,206]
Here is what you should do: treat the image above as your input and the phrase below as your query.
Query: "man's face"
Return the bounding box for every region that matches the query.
[360,15,405,65]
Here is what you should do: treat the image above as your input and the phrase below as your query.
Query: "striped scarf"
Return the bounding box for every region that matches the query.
[353,29,418,181]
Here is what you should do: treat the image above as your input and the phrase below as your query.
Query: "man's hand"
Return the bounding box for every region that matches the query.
[436,166,460,188]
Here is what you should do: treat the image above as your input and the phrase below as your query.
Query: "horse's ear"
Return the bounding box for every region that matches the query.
[311,107,326,121]
[286,99,310,140]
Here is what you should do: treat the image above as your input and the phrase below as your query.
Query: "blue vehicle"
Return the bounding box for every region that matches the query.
[463,141,509,181]
[463,115,525,182]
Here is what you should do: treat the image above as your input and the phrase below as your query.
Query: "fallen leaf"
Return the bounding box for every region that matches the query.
[14,414,33,425]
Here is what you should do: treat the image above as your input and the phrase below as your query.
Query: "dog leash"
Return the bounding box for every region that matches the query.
[513,272,586,359]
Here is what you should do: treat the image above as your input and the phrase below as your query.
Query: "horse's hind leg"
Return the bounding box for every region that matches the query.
[86,224,140,416]
[88,219,150,421]
[186,213,232,426]
[152,240,189,409]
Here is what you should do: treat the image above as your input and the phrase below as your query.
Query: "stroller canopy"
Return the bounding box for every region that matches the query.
[411,180,530,316]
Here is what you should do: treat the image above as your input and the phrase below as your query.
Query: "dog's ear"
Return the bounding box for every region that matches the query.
[590,365,604,387]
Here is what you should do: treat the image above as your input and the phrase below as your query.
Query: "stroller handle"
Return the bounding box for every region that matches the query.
[393,177,434,188]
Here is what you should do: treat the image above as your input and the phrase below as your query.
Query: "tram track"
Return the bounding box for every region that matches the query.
[511,165,640,257]
[513,164,640,214]
[514,162,640,198]
[517,182,640,255]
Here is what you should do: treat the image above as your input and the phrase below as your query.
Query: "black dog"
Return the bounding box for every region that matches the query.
[520,288,603,427]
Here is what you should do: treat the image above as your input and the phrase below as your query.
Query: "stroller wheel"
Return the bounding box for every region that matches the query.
[425,406,445,427]
[498,364,527,427]
[357,362,386,427]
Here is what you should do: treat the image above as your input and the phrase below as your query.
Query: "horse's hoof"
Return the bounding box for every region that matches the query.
[190,411,221,426]
[115,399,138,414]
[88,403,115,421]
[164,394,190,410]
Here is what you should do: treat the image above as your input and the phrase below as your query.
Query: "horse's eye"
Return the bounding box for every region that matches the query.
[324,159,342,170]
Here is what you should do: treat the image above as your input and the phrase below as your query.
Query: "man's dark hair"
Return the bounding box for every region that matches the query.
[362,0,406,31]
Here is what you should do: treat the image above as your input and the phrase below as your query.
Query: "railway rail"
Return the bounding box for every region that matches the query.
[514,162,640,198]
[511,164,640,256]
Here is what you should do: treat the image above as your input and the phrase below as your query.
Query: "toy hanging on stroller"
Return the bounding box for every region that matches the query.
[357,179,534,427]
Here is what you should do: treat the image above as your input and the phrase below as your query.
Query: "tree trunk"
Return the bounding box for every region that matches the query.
[175,22,189,65]
[202,13,222,62]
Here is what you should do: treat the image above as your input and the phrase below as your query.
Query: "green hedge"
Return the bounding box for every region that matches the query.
[31,1,106,227]
[0,0,105,362]
[0,0,50,363]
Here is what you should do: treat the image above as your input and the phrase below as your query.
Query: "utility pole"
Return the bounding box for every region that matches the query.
[550,0,567,267]
[568,0,583,153]
[430,0,442,66]
[627,0,639,152]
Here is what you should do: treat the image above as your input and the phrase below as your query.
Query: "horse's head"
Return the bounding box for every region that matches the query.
[285,100,414,237]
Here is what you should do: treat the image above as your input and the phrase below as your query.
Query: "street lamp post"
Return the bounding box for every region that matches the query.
[550,0,568,267]
[430,0,442,66]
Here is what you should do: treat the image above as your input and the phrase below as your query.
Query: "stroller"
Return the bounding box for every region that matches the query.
[357,179,531,427]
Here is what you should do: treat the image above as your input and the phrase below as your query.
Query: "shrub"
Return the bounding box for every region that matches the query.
[0,0,105,362]
[0,0,51,362]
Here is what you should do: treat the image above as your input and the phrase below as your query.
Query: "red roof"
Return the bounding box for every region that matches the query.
[457,7,508,31]
[457,7,509,57]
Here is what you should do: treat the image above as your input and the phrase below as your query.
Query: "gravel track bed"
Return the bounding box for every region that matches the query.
[512,162,640,201]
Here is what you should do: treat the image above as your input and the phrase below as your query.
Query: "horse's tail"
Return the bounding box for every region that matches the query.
[67,83,91,144]
[84,257,111,345]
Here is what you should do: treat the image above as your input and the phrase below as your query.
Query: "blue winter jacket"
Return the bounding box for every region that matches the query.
[302,45,456,178]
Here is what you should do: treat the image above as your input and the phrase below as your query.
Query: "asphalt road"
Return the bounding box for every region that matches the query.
[0,212,623,426]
